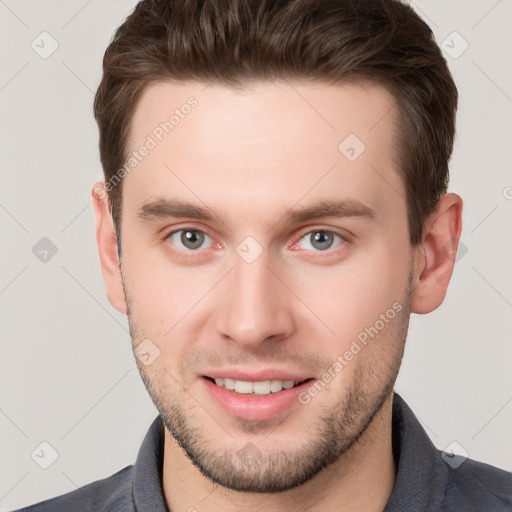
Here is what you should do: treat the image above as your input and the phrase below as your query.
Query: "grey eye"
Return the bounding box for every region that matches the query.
[297,231,344,251]
[182,230,204,249]
[311,231,334,250]
[169,229,210,250]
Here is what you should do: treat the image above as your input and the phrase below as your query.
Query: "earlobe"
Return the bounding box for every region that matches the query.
[91,182,127,314]
[411,193,463,314]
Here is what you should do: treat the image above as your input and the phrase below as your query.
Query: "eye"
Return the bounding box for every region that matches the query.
[167,229,212,251]
[295,230,345,252]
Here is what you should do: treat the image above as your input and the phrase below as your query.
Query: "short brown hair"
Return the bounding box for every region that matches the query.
[94,0,457,246]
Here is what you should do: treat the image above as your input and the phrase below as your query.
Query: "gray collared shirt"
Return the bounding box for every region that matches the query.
[13,392,512,511]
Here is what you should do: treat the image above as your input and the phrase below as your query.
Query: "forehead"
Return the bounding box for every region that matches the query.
[124,80,404,227]
[129,79,397,154]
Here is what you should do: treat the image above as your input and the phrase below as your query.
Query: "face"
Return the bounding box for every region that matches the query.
[116,80,414,492]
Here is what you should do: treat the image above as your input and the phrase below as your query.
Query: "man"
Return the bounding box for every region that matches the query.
[14,0,511,511]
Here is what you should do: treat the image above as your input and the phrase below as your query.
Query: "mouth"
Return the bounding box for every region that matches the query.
[203,376,313,395]
[200,370,317,421]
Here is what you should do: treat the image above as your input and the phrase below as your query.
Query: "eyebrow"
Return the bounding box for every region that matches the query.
[137,197,377,224]
[285,199,376,224]
[138,198,215,222]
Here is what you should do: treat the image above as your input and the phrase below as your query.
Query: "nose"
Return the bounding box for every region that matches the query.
[215,250,295,350]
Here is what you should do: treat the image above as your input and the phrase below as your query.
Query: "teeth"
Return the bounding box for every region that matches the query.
[224,378,235,390]
[212,378,299,395]
[235,380,254,394]
[269,380,283,393]
[253,381,271,395]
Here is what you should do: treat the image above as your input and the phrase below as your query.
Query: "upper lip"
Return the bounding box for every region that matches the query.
[202,369,314,382]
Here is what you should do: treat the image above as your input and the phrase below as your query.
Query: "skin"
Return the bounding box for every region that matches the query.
[92,80,462,512]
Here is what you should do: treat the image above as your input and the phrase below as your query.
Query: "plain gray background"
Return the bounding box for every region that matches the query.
[1,0,511,509]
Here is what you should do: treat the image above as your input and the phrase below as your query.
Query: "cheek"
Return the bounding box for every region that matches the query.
[122,243,221,339]
[293,243,410,350]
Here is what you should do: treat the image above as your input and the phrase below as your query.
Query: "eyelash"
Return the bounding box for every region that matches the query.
[163,226,348,257]
[290,230,346,253]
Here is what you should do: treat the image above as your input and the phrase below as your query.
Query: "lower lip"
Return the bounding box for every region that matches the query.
[201,377,314,422]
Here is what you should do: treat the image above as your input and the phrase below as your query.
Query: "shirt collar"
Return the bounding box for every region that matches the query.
[132,392,448,511]
[384,392,449,511]
[132,414,169,511]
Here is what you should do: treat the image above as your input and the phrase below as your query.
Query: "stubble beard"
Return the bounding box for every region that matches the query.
[125,274,412,493]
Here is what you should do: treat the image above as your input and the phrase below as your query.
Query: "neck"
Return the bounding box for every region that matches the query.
[162,392,396,512]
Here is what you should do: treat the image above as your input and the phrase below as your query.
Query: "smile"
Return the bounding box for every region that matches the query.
[205,377,309,395]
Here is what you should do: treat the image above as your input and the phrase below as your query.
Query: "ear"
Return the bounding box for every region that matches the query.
[91,182,127,314]
[411,193,463,314]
